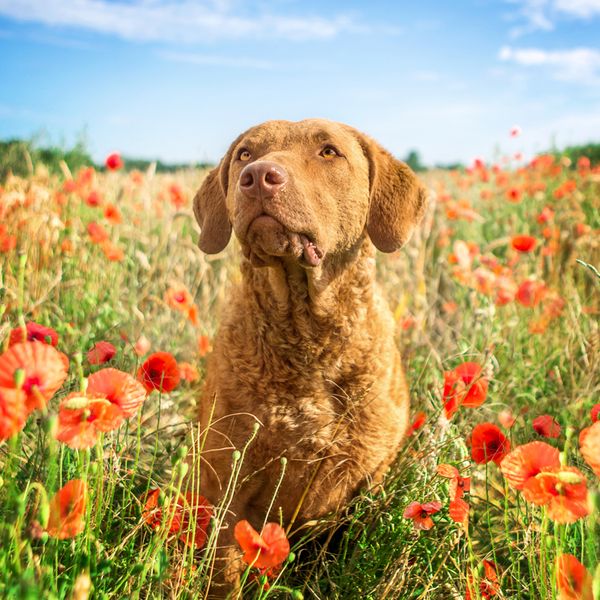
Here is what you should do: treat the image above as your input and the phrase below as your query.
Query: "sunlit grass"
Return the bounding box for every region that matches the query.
[0,156,598,598]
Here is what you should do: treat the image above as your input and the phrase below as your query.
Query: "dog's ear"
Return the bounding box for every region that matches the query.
[193,134,247,254]
[358,134,428,253]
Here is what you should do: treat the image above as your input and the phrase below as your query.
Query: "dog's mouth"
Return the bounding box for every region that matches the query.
[245,215,324,268]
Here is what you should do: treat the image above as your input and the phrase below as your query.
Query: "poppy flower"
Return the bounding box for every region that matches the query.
[403,501,442,531]
[579,422,600,477]
[46,479,87,539]
[105,152,123,171]
[510,125,521,137]
[87,222,109,244]
[511,235,537,253]
[8,322,59,347]
[197,335,211,357]
[590,404,599,423]
[100,240,124,262]
[555,554,593,600]
[466,560,500,600]
[234,520,290,570]
[408,411,426,435]
[177,493,213,549]
[87,341,117,365]
[103,204,122,225]
[443,362,489,419]
[522,466,590,523]
[470,423,510,465]
[0,387,27,440]
[498,409,516,429]
[86,368,146,418]
[500,441,560,490]
[449,498,469,527]
[437,464,470,500]
[532,415,561,438]
[0,342,69,414]
[85,190,102,207]
[178,361,199,383]
[167,183,187,209]
[515,280,546,307]
[143,488,212,548]
[137,352,180,394]
[55,393,124,449]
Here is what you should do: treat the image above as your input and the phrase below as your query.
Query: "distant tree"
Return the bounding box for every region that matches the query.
[556,143,600,167]
[403,150,425,172]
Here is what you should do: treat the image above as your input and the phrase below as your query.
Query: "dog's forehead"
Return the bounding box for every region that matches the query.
[240,119,359,150]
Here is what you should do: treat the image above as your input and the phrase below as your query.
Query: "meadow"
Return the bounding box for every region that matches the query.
[0,149,598,599]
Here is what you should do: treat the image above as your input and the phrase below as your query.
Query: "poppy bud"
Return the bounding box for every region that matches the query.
[13,368,25,389]
[39,498,50,527]
[43,415,57,435]
[175,445,188,463]
[232,450,241,463]
[175,462,189,480]
[287,551,296,563]
[40,531,49,544]
[291,590,304,600]
[280,456,288,467]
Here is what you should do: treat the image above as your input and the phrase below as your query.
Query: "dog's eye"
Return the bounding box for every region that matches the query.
[320,146,340,159]
[238,149,252,161]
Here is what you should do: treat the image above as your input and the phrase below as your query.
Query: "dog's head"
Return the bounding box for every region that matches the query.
[193,119,427,268]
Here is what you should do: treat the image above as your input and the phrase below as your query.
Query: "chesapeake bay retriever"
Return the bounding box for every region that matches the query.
[192,119,426,594]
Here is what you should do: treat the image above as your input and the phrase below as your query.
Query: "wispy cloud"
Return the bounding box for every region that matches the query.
[0,0,365,43]
[507,0,600,35]
[159,50,274,70]
[499,45,600,83]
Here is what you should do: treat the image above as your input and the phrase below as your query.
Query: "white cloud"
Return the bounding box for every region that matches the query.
[508,0,600,34]
[159,50,274,70]
[0,0,362,43]
[499,45,600,83]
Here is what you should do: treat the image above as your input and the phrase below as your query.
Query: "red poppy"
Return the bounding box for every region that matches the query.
[178,361,199,383]
[86,368,146,418]
[523,466,590,523]
[466,560,500,600]
[408,411,426,435]
[234,520,290,570]
[100,240,124,262]
[449,498,469,527]
[103,203,122,224]
[579,422,600,477]
[8,322,59,347]
[87,222,109,244]
[532,414,561,438]
[511,235,537,253]
[85,190,102,207]
[177,493,213,549]
[137,352,180,394]
[0,342,69,414]
[105,152,123,171]
[506,187,522,203]
[443,362,489,419]
[437,464,470,500]
[500,441,560,490]
[46,479,87,539]
[87,341,117,365]
[198,335,211,357]
[0,387,27,440]
[555,554,593,600]
[471,423,510,465]
[55,393,124,449]
[515,280,546,307]
[590,404,599,423]
[143,489,181,534]
[403,501,442,530]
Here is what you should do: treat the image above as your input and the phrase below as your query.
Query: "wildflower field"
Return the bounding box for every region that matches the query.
[0,149,598,600]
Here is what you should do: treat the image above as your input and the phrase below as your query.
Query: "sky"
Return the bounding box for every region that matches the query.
[0,0,599,166]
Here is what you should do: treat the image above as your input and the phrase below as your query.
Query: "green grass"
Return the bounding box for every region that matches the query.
[0,158,598,599]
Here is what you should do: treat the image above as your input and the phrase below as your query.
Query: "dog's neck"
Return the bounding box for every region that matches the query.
[241,235,376,328]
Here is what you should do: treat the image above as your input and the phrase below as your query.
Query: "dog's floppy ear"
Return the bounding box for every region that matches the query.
[359,134,428,253]
[193,134,245,254]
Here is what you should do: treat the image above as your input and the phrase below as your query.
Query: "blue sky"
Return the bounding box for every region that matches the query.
[1,0,599,165]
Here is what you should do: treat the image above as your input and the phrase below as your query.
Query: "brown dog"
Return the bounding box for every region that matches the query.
[192,119,426,594]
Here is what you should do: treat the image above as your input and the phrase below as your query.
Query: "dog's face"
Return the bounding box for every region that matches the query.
[194,119,426,268]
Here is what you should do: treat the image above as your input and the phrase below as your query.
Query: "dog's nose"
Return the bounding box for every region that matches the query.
[239,161,288,199]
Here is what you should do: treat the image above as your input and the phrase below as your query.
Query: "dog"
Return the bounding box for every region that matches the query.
[192,119,426,595]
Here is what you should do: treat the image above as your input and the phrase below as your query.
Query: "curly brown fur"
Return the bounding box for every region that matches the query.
[191,119,427,596]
